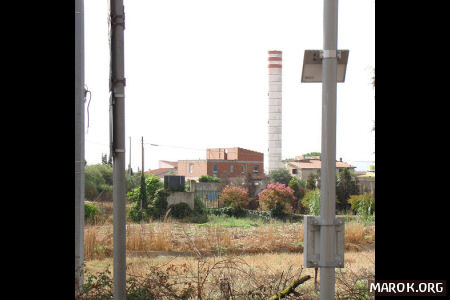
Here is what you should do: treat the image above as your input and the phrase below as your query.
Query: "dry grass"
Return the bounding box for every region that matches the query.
[84,249,374,299]
[84,220,373,260]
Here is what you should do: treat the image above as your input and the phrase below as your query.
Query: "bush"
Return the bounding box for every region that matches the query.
[306,173,319,190]
[127,174,163,205]
[288,177,306,213]
[220,185,249,206]
[152,188,170,219]
[84,203,99,223]
[301,189,321,215]
[169,202,193,219]
[348,192,375,217]
[258,182,296,219]
[198,175,220,183]
[127,204,150,223]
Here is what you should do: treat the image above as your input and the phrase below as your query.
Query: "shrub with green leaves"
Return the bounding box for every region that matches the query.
[288,177,306,213]
[152,188,170,219]
[306,173,319,190]
[301,189,321,215]
[269,168,292,186]
[198,175,221,183]
[348,192,375,217]
[169,202,193,219]
[127,203,150,223]
[84,203,99,223]
[127,174,163,205]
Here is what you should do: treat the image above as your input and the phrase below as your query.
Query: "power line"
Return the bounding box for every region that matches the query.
[143,142,204,151]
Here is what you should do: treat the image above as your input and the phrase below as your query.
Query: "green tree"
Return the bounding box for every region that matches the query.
[301,189,321,216]
[139,174,148,209]
[269,168,292,186]
[288,177,306,213]
[127,174,163,205]
[303,152,321,157]
[84,164,113,201]
[306,173,319,190]
[336,168,358,212]
[101,153,108,165]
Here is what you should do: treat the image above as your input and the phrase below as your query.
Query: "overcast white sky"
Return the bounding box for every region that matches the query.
[84,0,375,173]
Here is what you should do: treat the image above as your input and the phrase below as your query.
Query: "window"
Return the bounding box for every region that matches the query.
[253,165,259,173]
[189,164,193,173]
[230,165,234,173]
[241,165,246,173]
[213,164,218,177]
[292,169,298,174]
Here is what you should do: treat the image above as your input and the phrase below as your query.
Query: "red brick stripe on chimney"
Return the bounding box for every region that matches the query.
[268,57,282,61]
[268,64,282,68]
[268,50,282,54]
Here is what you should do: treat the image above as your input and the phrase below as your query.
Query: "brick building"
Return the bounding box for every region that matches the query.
[177,147,264,181]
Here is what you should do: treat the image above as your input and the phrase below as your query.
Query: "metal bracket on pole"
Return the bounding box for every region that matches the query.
[111,13,125,29]
[303,215,345,268]
[319,50,341,59]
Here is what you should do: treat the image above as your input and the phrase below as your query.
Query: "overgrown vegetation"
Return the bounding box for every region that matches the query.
[336,168,359,212]
[84,203,99,223]
[269,168,293,186]
[198,175,220,183]
[258,182,296,219]
[288,177,306,213]
[301,189,321,216]
[218,185,249,218]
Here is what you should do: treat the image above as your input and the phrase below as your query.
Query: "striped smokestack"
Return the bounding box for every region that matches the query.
[268,50,282,172]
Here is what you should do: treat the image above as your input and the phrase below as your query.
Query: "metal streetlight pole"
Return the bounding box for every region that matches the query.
[110,0,126,298]
[319,0,338,299]
[75,0,85,296]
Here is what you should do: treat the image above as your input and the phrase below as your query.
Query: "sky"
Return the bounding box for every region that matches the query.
[84,0,375,173]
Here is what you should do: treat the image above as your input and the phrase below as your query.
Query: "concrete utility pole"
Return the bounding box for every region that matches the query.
[75,0,85,296]
[319,0,338,299]
[110,0,126,298]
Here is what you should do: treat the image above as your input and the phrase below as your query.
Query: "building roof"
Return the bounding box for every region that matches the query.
[287,159,355,170]
[145,168,176,177]
[159,160,178,168]
[357,171,375,178]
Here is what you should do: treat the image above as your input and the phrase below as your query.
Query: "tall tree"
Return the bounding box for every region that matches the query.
[269,168,292,186]
[139,174,148,210]
[336,168,358,211]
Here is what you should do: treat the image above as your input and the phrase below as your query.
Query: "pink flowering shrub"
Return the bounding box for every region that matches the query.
[219,185,249,209]
[258,182,296,217]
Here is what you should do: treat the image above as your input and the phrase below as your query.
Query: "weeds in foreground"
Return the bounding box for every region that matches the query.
[78,256,312,300]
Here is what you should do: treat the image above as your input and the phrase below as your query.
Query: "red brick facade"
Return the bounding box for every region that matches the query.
[178,148,264,180]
